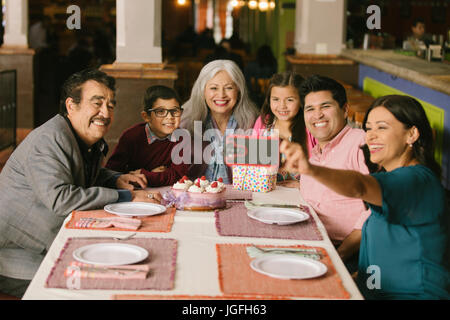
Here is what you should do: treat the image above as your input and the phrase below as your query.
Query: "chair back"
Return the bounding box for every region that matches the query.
[0,70,17,150]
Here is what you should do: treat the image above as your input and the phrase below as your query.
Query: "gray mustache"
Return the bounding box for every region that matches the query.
[90,117,111,125]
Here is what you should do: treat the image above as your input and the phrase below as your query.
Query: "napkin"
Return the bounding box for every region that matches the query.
[74,217,142,230]
[64,261,150,280]
[246,246,322,260]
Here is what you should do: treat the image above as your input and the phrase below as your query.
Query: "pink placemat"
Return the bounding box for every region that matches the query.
[224,185,253,200]
[45,237,177,290]
[217,243,350,299]
[215,202,323,240]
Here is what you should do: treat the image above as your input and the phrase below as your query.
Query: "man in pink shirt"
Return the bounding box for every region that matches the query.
[299,75,371,271]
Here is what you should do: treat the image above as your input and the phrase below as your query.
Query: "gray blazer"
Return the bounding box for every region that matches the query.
[0,115,120,279]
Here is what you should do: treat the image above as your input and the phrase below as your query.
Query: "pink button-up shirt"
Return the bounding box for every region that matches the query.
[300,125,371,243]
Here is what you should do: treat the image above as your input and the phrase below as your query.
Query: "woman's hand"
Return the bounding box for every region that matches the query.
[116,173,147,190]
[279,141,312,175]
[130,190,162,203]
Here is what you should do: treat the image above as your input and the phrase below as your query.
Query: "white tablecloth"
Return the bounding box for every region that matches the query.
[22,186,363,300]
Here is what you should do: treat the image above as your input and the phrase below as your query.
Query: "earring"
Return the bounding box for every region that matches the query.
[409,143,413,148]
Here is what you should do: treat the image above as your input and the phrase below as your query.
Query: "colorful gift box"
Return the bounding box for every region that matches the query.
[232,165,277,193]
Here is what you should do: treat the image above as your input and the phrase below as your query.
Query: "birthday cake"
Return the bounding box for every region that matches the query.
[168,176,226,211]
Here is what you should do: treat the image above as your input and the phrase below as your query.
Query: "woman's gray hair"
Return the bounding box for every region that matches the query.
[180,59,258,134]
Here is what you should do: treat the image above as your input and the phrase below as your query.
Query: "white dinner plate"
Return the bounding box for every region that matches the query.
[247,207,309,225]
[72,243,149,266]
[250,255,327,280]
[104,202,166,217]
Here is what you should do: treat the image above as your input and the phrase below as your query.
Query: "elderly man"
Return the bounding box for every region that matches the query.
[297,75,371,271]
[0,69,161,298]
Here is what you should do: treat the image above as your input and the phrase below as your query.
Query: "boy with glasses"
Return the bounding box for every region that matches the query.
[105,85,190,186]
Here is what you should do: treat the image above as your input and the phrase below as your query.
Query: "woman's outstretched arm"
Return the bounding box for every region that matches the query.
[280,140,382,206]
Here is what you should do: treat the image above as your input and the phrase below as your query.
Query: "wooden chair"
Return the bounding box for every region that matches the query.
[347,94,375,128]
[250,77,270,95]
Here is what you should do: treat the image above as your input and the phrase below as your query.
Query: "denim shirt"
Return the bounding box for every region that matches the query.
[203,113,237,184]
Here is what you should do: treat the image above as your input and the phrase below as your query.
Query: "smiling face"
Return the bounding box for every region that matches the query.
[204,70,239,118]
[365,106,418,171]
[303,90,348,149]
[269,86,301,122]
[66,80,115,146]
[142,98,181,138]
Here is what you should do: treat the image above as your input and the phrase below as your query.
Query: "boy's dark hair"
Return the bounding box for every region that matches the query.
[299,74,347,109]
[143,85,182,112]
[412,17,425,27]
[59,68,115,116]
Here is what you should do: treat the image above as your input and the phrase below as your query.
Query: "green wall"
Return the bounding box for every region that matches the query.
[239,0,296,72]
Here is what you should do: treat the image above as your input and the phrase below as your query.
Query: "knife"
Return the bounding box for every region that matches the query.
[245,201,301,209]
[75,266,144,275]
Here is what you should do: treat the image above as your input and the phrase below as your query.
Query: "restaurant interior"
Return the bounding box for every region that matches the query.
[0,0,449,302]
[1,0,449,185]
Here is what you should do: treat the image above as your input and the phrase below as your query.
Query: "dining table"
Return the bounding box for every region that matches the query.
[22,185,364,300]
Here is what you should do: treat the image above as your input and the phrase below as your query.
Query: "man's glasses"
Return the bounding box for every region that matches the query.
[147,108,183,118]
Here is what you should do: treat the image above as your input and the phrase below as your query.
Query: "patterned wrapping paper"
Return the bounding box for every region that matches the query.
[45,237,178,290]
[232,165,277,193]
[216,243,351,299]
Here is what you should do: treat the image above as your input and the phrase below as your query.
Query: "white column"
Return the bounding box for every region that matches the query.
[115,0,162,63]
[2,0,28,47]
[294,0,346,55]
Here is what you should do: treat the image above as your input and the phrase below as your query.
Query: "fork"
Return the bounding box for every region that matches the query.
[251,245,323,257]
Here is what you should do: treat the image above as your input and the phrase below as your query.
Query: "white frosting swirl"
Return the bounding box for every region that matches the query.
[173,182,189,190]
[205,185,221,193]
[216,181,225,189]
[206,182,226,193]
[188,185,204,193]
[195,178,209,188]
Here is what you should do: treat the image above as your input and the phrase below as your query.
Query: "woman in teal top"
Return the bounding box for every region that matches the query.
[280,95,449,299]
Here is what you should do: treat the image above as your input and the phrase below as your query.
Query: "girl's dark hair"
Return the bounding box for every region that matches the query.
[362,95,441,178]
[260,71,306,147]
[59,68,115,116]
[143,85,182,113]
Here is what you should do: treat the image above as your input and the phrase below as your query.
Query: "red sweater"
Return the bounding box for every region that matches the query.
[105,122,189,187]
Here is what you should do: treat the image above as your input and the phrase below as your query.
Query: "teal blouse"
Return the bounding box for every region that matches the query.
[357,165,450,300]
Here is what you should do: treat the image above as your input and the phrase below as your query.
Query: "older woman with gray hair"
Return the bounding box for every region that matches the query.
[181,59,258,183]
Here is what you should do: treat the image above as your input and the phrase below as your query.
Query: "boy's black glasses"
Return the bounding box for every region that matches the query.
[147,108,183,118]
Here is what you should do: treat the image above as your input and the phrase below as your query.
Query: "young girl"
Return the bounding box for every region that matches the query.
[105,85,190,187]
[253,71,316,186]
